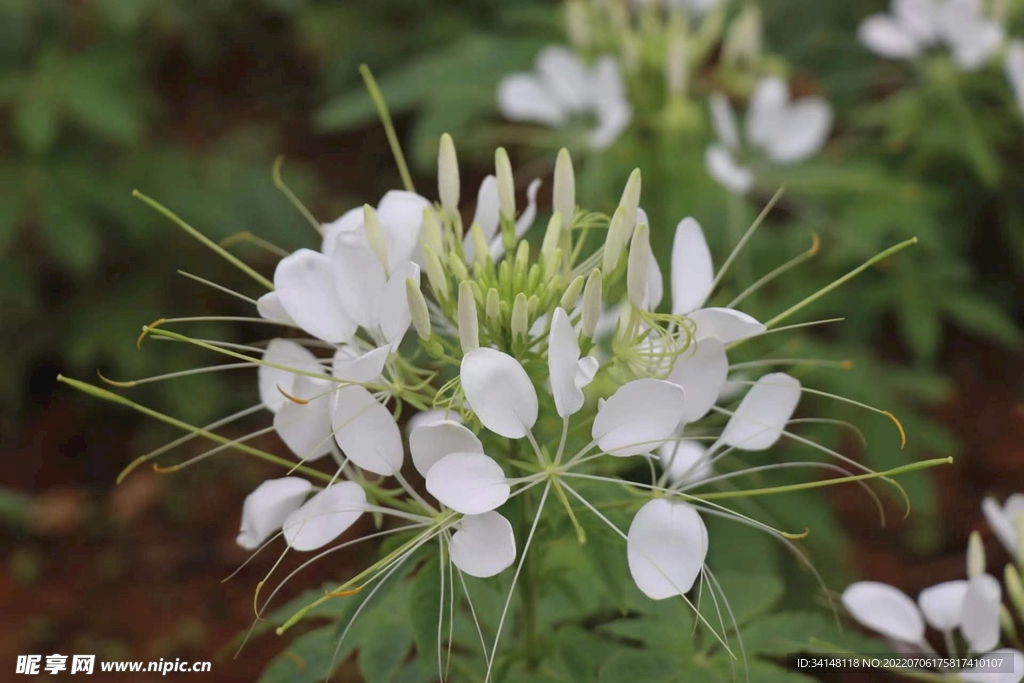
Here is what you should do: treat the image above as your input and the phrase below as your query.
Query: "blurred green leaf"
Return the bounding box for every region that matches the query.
[941,293,1022,349]
[598,650,677,683]
[39,192,100,273]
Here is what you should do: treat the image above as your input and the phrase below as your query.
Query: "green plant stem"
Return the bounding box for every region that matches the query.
[520,485,540,671]
[359,64,415,193]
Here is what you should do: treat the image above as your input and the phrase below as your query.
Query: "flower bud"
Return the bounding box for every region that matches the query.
[543,249,563,282]
[513,240,530,293]
[554,149,576,231]
[1000,603,1018,642]
[485,288,500,328]
[581,269,603,339]
[666,26,688,97]
[968,531,986,578]
[627,222,650,309]
[363,205,389,275]
[602,206,629,275]
[421,207,444,257]
[722,5,762,67]
[438,133,460,213]
[1016,515,1024,567]
[406,279,431,340]
[618,168,642,232]
[564,0,590,49]
[458,281,479,353]
[423,245,449,302]
[469,222,490,267]
[447,251,470,283]
[511,293,529,341]
[495,148,516,220]
[1006,564,1024,618]
[541,212,562,262]
[560,274,586,310]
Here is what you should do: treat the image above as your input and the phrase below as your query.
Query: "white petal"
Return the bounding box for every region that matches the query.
[718,372,800,451]
[705,144,754,195]
[627,499,708,600]
[709,93,740,150]
[460,348,539,438]
[332,241,386,331]
[407,409,462,434]
[376,190,431,267]
[983,496,1024,556]
[425,452,510,515]
[332,345,389,384]
[273,375,334,461]
[763,98,833,163]
[471,175,501,243]
[962,574,1002,653]
[273,249,357,344]
[894,0,939,44]
[918,580,969,631]
[513,178,543,243]
[645,239,664,310]
[657,440,712,487]
[536,46,591,112]
[256,291,296,326]
[409,420,483,478]
[859,15,923,59]
[589,56,632,149]
[949,20,1004,71]
[667,336,728,423]
[549,307,585,418]
[670,217,714,315]
[450,511,517,578]
[259,339,323,413]
[576,356,599,390]
[1007,41,1024,116]
[841,581,925,644]
[688,307,765,343]
[283,481,367,552]
[237,477,313,550]
[592,379,687,456]
[331,386,403,476]
[320,207,363,258]
[496,73,566,126]
[959,649,1024,683]
[746,77,789,149]
[380,261,420,344]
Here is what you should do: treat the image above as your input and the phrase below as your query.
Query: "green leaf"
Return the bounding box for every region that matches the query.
[698,573,784,633]
[597,650,677,683]
[558,627,611,681]
[258,626,348,683]
[358,617,413,683]
[14,88,59,155]
[39,193,101,273]
[409,557,442,672]
[0,168,25,253]
[941,293,1022,349]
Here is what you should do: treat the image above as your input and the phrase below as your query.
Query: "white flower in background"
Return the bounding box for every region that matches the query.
[841,574,1017,674]
[628,0,722,15]
[236,477,313,550]
[983,494,1024,559]
[1004,40,1024,116]
[705,77,833,194]
[497,46,632,150]
[859,0,1003,71]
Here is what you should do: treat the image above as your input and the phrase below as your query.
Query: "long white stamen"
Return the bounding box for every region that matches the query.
[485,481,551,683]
[177,270,258,304]
[708,187,785,295]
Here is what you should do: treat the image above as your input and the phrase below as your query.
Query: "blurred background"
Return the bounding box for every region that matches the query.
[0,0,1022,681]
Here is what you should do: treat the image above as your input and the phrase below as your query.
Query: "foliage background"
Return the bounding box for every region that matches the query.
[1,0,1022,681]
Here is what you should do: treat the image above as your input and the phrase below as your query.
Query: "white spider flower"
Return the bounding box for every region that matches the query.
[859,0,1004,71]
[983,494,1024,560]
[705,77,833,195]
[236,477,313,550]
[497,46,632,150]
[1005,40,1024,117]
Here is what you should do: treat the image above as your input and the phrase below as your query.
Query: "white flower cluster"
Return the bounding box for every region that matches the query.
[88,134,926,678]
[860,0,1024,116]
[842,495,1024,683]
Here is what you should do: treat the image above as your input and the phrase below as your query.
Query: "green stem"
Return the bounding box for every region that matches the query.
[520,486,540,671]
[764,237,917,329]
[132,190,274,290]
[360,64,415,194]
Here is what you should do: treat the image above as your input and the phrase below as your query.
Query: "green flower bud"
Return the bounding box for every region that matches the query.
[968,531,986,578]
[1006,564,1024,619]
[618,168,642,232]
[627,222,650,309]
[485,287,500,328]
[560,275,586,310]
[421,207,444,258]
[495,148,515,220]
[553,149,576,232]
[438,133,460,213]
[603,206,629,276]
[469,222,490,268]
[581,269,603,339]
[541,212,563,263]
[448,252,470,283]
[363,204,389,275]
[458,281,479,353]
[423,245,449,302]
[406,278,431,340]
[511,293,529,341]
